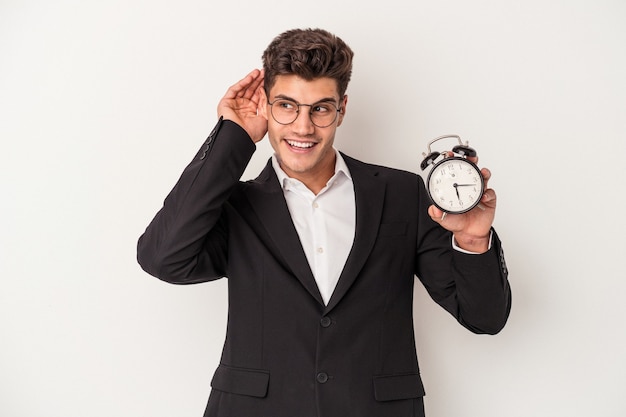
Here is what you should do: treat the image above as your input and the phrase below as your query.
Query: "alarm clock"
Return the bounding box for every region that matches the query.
[420,135,485,214]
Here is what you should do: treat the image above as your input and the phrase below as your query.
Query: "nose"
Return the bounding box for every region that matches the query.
[291,107,316,135]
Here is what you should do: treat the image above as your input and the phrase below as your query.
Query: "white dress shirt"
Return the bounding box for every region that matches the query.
[272,150,355,305]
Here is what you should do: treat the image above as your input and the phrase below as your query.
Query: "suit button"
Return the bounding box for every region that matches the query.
[316,372,329,383]
[320,316,332,328]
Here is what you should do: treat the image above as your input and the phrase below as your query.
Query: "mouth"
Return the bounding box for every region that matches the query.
[285,139,316,150]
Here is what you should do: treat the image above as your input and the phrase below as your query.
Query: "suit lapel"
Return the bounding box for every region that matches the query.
[324,154,386,313]
[245,161,325,305]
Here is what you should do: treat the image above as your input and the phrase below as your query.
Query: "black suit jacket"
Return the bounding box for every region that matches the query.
[137,119,511,417]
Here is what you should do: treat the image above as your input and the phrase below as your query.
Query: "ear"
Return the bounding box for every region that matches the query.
[336,95,348,126]
[259,88,269,120]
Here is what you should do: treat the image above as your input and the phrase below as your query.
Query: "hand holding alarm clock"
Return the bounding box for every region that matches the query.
[420,135,484,214]
[420,135,497,253]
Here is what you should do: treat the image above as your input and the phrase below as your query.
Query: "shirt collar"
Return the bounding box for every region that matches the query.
[271,148,352,191]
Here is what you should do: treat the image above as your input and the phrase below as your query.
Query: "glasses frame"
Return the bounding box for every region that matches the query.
[267,99,342,128]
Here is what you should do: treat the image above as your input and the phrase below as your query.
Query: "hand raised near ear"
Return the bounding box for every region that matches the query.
[217,69,268,143]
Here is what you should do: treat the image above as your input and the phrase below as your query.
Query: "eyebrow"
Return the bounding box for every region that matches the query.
[273,94,339,105]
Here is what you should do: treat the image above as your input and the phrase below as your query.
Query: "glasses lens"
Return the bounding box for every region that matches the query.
[271,99,298,125]
[310,103,338,127]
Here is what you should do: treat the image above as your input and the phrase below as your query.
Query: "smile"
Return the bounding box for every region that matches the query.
[286,140,315,149]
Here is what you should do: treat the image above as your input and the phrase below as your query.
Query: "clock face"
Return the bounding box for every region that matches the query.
[426,157,484,214]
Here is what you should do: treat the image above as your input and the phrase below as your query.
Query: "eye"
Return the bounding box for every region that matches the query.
[276,100,297,111]
[312,103,333,114]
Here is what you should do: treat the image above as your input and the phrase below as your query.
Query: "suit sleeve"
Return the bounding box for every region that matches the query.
[137,118,256,284]
[414,177,511,335]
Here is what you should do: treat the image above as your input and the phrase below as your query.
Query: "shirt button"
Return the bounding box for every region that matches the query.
[317,247,324,254]
[320,316,332,328]
[316,372,329,384]
[313,202,319,209]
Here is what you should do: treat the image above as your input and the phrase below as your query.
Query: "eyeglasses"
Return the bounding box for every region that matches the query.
[267,99,341,128]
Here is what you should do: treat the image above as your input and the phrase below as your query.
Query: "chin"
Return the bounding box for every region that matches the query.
[282,160,313,175]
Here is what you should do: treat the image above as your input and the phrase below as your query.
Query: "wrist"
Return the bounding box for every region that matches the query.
[453,232,491,254]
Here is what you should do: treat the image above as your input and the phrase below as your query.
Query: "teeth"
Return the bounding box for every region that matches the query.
[287,140,314,149]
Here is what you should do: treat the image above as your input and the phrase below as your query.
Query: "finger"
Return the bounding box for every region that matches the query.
[447,151,480,167]
[428,205,446,223]
[241,70,264,100]
[481,188,497,207]
[481,167,491,188]
[224,69,262,99]
[251,84,265,115]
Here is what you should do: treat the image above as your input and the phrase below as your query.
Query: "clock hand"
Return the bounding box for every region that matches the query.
[453,183,460,200]
[455,184,475,187]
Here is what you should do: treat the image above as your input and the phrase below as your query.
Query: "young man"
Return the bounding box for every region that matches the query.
[137,28,511,417]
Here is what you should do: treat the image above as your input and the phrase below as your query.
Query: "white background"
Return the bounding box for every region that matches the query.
[1,1,625,416]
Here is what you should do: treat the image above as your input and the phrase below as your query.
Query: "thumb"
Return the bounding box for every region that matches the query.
[428,205,446,223]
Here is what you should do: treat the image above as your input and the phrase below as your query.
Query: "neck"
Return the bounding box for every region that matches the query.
[282,154,336,195]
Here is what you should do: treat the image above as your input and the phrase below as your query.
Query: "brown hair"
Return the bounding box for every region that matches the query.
[262,28,354,98]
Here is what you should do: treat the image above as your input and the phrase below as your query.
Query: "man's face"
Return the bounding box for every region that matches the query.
[261,75,347,188]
